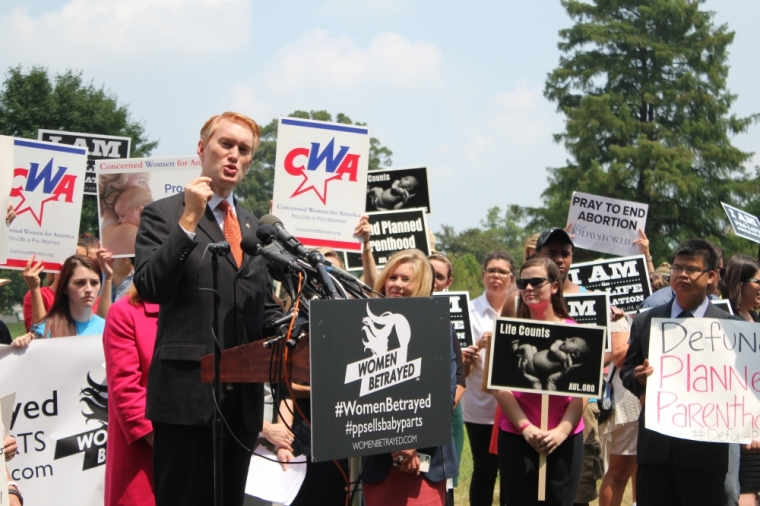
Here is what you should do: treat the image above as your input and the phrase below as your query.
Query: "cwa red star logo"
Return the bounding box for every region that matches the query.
[283,138,360,205]
[10,159,77,226]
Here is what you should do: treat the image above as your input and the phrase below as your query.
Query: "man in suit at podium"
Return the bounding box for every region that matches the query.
[134,112,284,506]
[621,238,738,506]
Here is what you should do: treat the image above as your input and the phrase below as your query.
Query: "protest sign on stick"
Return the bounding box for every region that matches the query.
[487,318,606,397]
[2,137,87,272]
[365,166,431,214]
[344,208,430,271]
[486,318,605,499]
[722,202,760,244]
[95,156,200,257]
[567,191,648,257]
[646,317,760,444]
[38,130,131,195]
[272,118,370,252]
[0,335,106,506]
[0,137,13,263]
[568,255,652,313]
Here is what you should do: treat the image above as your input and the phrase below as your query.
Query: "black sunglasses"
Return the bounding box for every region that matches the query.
[515,277,551,290]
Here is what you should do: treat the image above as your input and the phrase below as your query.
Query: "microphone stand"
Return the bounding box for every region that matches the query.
[208,242,230,506]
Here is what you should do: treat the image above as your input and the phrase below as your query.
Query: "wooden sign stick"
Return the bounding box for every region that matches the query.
[537,394,549,501]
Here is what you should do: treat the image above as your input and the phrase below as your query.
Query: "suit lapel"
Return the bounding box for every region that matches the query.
[196,205,238,270]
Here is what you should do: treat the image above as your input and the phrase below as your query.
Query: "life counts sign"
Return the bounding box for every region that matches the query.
[646,318,760,444]
[568,255,652,313]
[309,298,452,462]
[567,191,648,257]
[486,318,606,398]
[38,130,131,195]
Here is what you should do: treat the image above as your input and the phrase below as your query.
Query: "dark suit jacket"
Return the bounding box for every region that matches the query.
[134,192,282,432]
[621,299,737,472]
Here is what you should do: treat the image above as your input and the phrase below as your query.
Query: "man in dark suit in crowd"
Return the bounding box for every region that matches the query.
[134,112,284,506]
[621,239,737,506]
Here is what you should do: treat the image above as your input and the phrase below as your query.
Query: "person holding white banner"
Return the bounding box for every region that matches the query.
[492,257,585,506]
[621,239,737,506]
[12,254,106,348]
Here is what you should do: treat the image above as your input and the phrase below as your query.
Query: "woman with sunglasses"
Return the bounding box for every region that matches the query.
[719,254,760,506]
[462,251,516,505]
[361,249,458,505]
[492,257,585,506]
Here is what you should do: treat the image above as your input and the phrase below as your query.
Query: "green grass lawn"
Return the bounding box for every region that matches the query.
[7,322,25,338]
[454,431,633,505]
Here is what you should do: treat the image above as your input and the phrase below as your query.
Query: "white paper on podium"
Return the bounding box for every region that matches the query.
[244,445,307,505]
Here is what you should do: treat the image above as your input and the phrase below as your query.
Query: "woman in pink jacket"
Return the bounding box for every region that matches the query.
[104,285,159,506]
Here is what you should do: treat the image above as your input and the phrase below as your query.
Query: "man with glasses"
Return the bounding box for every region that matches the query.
[639,242,724,310]
[621,239,738,506]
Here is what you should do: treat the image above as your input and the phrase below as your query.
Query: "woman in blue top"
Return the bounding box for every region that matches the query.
[12,255,106,347]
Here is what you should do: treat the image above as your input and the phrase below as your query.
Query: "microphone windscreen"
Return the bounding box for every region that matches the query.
[259,214,283,227]
[256,224,278,243]
[240,235,262,256]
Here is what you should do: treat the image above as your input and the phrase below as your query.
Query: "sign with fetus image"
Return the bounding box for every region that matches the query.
[487,318,606,398]
[95,156,202,257]
[365,166,431,214]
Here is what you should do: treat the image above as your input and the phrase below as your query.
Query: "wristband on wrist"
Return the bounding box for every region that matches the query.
[8,487,23,505]
[519,421,532,433]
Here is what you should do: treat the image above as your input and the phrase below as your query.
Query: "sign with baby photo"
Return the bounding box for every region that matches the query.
[38,130,132,195]
[343,208,430,271]
[486,318,606,398]
[272,118,370,252]
[95,156,201,257]
[568,255,652,313]
[1,136,88,272]
[365,166,431,214]
[564,292,612,351]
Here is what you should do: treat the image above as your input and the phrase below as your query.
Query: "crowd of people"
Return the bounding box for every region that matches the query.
[3,110,760,506]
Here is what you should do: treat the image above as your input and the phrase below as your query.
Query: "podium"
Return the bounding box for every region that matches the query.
[200,335,310,384]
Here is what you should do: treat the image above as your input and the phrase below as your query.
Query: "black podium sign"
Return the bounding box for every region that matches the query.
[486,318,606,398]
[310,297,452,462]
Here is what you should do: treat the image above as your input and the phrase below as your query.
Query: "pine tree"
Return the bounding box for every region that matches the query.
[536,0,759,262]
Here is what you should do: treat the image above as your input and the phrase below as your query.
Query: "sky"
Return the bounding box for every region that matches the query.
[1,0,758,234]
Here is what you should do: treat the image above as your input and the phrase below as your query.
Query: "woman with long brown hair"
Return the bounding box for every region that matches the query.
[492,257,585,506]
[12,255,105,347]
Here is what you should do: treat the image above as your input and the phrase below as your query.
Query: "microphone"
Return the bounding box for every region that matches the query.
[207,241,230,256]
[240,235,305,274]
[324,264,376,293]
[260,214,309,258]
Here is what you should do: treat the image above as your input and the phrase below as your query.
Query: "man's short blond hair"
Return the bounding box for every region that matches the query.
[200,111,261,151]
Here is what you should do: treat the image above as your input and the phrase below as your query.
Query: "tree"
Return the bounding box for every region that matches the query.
[0,65,158,235]
[0,65,157,313]
[536,0,759,263]
[235,110,393,218]
[435,205,538,297]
